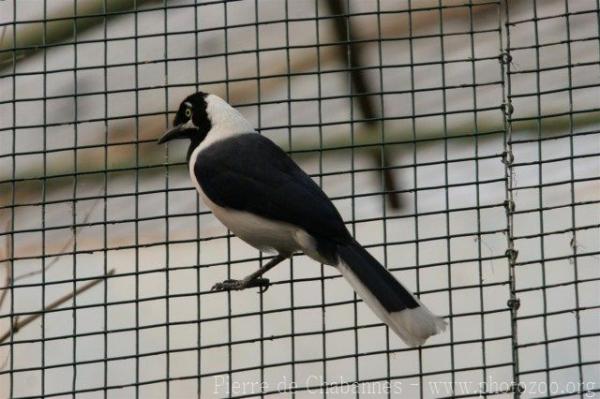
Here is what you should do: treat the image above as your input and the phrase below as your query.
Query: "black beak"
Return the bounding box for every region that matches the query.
[157,124,187,144]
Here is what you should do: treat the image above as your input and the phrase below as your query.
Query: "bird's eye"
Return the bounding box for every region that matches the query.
[185,108,192,118]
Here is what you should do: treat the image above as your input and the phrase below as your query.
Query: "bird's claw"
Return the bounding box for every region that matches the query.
[255,278,271,293]
[211,277,270,292]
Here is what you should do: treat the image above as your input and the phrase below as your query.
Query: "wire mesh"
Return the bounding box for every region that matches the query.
[0,1,598,398]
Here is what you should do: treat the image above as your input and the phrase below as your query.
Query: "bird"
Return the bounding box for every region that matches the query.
[157,92,446,347]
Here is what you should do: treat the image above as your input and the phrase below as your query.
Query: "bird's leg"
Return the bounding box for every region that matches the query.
[211,255,287,292]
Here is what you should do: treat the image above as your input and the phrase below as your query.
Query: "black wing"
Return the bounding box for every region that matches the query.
[194,134,351,243]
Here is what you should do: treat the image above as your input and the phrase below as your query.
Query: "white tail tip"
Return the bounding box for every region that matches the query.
[388,304,447,347]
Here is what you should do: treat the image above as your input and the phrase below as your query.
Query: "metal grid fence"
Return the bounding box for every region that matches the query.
[0,0,599,398]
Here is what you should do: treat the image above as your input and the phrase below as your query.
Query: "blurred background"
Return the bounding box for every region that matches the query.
[0,0,599,398]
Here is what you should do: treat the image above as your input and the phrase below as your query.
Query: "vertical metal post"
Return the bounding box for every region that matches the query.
[499,1,522,397]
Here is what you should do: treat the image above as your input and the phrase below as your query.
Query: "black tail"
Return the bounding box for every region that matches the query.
[336,241,446,347]
[337,243,418,311]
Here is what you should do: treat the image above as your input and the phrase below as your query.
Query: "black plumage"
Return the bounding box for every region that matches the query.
[337,243,419,311]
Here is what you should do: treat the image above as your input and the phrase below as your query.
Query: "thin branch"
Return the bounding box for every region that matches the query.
[0,221,11,311]
[13,189,103,282]
[0,214,12,372]
[0,269,115,344]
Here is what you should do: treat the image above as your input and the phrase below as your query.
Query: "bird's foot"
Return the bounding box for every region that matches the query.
[211,277,270,292]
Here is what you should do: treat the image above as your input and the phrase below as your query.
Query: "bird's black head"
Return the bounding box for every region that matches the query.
[157,92,212,159]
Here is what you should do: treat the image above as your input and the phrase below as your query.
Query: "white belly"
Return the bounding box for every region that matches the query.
[188,175,307,256]
[202,190,302,254]
[199,190,332,264]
